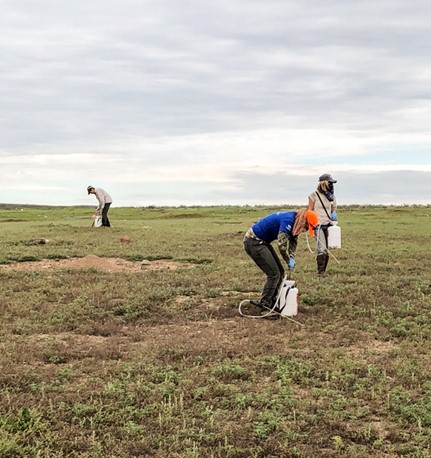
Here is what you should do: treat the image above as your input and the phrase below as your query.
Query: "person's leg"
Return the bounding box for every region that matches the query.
[315,225,329,275]
[244,238,283,306]
[266,243,285,305]
[102,203,111,227]
[323,251,330,271]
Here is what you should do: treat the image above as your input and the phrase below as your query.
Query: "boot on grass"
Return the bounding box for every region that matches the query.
[323,253,329,272]
[317,254,326,276]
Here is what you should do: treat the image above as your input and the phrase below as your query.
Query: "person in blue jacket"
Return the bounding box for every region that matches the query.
[243,208,318,313]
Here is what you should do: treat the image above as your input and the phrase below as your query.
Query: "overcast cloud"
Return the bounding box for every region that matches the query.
[1,0,431,206]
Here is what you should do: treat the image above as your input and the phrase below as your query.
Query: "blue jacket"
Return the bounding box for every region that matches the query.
[252,211,296,243]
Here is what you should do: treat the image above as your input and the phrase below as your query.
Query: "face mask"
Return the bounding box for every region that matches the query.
[324,183,334,202]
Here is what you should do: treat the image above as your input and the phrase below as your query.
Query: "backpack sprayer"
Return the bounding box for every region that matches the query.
[306,222,342,261]
[91,213,103,228]
[239,274,303,325]
[327,222,341,249]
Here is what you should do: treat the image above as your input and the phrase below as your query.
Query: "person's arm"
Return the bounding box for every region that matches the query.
[331,196,337,212]
[277,232,298,263]
[308,194,315,210]
[95,189,105,211]
[331,196,337,220]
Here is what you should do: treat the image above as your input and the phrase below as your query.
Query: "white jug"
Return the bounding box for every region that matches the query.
[327,223,341,249]
[281,286,298,317]
[276,278,298,317]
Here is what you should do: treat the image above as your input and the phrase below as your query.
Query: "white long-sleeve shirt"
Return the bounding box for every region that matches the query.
[94,188,113,210]
[308,191,336,225]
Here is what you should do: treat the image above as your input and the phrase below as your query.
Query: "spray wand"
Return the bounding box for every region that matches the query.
[305,232,340,263]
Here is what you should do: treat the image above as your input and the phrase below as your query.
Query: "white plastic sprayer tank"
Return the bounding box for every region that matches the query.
[279,280,298,317]
[327,222,341,249]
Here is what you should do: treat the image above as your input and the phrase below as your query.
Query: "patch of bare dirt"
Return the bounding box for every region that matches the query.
[346,339,395,360]
[1,254,193,272]
[21,318,298,363]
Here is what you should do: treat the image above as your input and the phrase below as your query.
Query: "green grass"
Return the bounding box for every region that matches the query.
[1,204,431,457]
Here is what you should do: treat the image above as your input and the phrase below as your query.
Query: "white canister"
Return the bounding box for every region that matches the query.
[327,223,341,249]
[280,286,298,317]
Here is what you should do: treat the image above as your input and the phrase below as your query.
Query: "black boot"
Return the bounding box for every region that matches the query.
[317,254,326,276]
[323,253,329,272]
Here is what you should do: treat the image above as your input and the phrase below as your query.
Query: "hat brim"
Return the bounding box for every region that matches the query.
[308,226,315,237]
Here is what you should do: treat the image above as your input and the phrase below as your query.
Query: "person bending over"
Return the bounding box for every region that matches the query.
[243,209,318,313]
[87,185,113,227]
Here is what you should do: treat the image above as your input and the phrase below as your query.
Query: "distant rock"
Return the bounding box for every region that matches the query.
[141,260,151,269]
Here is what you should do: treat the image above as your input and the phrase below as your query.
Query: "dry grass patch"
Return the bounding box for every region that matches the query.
[0,254,194,272]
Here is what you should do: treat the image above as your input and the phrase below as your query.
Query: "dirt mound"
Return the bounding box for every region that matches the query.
[1,255,193,273]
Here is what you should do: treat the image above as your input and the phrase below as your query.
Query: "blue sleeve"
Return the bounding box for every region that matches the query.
[279,212,295,236]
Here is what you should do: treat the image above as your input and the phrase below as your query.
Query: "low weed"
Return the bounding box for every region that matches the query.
[1,205,431,456]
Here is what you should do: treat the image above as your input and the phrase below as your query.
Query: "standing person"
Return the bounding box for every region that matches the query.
[308,173,338,275]
[87,185,113,227]
[243,209,318,314]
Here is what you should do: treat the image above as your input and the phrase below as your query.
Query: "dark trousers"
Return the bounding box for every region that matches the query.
[244,237,284,307]
[102,203,111,227]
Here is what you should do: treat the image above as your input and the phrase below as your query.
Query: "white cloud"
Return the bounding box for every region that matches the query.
[1,0,431,205]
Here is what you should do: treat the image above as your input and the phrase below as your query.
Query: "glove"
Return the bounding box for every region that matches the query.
[331,211,337,221]
[288,256,296,270]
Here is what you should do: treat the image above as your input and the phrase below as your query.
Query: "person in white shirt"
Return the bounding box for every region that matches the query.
[308,173,338,275]
[87,186,113,227]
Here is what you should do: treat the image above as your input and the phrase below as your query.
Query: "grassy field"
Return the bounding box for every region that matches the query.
[1,204,431,457]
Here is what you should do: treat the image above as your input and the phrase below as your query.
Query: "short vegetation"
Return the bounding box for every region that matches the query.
[1,204,431,457]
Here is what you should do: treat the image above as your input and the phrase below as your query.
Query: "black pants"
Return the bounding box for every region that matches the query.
[102,203,111,227]
[244,236,284,307]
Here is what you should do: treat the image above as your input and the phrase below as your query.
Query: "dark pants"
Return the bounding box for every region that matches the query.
[102,203,111,227]
[244,236,284,307]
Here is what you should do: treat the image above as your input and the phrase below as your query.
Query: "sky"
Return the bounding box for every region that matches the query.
[1,0,431,207]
